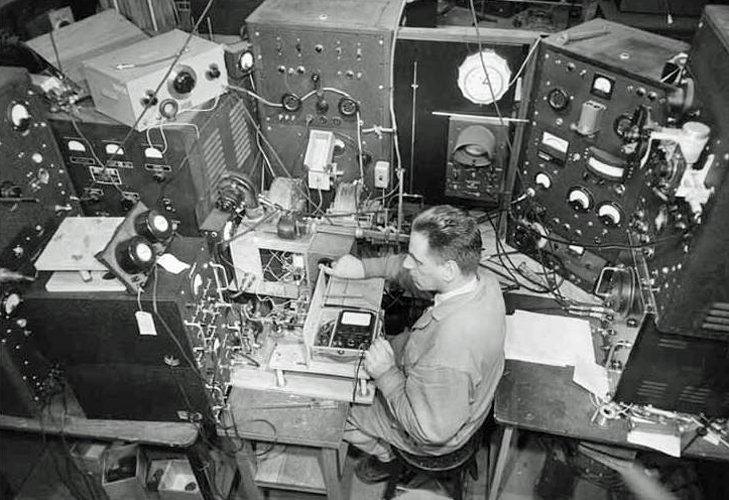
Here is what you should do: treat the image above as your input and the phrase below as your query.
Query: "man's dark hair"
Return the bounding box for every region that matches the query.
[411,205,482,275]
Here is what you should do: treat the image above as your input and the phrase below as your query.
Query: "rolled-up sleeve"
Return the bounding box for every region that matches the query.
[374,363,471,446]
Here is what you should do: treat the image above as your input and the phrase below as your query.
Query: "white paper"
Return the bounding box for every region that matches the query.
[157,253,190,274]
[627,429,681,457]
[135,311,157,336]
[572,359,610,399]
[703,431,721,446]
[505,310,594,366]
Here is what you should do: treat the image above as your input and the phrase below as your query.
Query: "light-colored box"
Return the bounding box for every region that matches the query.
[158,459,203,500]
[83,29,228,131]
[70,441,110,477]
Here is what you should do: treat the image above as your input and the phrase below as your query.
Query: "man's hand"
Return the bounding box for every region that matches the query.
[322,254,365,279]
[364,337,396,378]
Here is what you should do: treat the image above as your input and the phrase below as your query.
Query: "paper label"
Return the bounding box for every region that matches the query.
[157,253,190,274]
[135,311,157,336]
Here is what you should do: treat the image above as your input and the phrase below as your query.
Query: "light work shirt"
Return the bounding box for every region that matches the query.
[351,254,506,456]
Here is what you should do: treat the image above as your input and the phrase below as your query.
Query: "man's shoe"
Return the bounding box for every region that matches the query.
[354,455,399,484]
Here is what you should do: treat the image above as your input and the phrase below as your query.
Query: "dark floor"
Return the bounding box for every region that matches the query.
[3,428,729,500]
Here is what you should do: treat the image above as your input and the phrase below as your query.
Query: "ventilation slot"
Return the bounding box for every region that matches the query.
[202,129,225,200]
[702,302,729,333]
[230,103,252,169]
[678,386,710,406]
[636,381,668,402]
[657,337,688,350]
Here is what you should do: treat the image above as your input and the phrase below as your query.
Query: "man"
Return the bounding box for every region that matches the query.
[325,205,506,483]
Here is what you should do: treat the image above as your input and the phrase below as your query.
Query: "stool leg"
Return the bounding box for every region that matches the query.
[382,461,404,500]
[489,426,517,500]
[454,468,465,500]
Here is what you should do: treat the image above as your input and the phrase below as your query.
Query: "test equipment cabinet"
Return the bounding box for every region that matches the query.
[245,0,402,188]
[17,237,235,424]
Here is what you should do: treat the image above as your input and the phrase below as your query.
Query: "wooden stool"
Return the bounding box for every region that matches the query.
[383,429,483,500]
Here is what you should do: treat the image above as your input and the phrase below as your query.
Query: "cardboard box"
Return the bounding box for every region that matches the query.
[70,441,110,477]
[158,459,203,500]
[101,444,148,500]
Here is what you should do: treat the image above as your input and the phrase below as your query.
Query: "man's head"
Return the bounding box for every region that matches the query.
[403,205,482,292]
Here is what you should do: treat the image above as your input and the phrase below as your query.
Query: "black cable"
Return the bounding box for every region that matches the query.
[352,350,366,404]
[485,215,557,294]
[517,222,683,251]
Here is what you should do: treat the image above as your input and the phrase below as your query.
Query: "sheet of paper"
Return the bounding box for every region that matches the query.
[505,310,594,366]
[572,359,610,399]
[627,429,681,457]
[157,253,190,274]
[35,217,123,271]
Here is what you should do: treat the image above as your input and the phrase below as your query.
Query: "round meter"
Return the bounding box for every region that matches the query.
[239,50,255,74]
[457,50,511,105]
[8,102,31,133]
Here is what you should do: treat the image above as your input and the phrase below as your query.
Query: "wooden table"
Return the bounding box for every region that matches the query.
[220,387,350,500]
[0,413,199,447]
[488,360,729,500]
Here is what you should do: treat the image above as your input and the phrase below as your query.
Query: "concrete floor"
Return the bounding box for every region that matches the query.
[4,429,615,500]
[263,431,611,500]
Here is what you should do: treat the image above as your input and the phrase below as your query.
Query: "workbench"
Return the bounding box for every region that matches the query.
[487,296,729,500]
[220,387,350,500]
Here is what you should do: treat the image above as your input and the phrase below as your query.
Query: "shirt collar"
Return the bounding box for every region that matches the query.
[433,275,479,307]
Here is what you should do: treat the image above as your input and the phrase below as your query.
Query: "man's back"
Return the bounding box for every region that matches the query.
[397,269,505,454]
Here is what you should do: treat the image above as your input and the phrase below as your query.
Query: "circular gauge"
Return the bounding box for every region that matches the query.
[8,102,31,133]
[337,97,358,117]
[535,172,552,190]
[239,50,255,74]
[159,99,179,119]
[135,210,173,242]
[547,88,570,111]
[567,187,592,212]
[592,75,613,97]
[168,66,197,98]
[597,202,623,227]
[117,236,155,273]
[457,50,512,105]
[281,93,301,112]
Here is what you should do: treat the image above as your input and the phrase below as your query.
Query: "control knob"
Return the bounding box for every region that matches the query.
[534,172,551,190]
[597,203,622,227]
[567,187,592,212]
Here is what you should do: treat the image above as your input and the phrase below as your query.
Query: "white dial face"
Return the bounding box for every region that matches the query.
[239,51,254,72]
[463,67,505,103]
[457,51,511,105]
[9,103,31,130]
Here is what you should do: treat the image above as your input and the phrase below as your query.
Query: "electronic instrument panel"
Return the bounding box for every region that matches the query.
[48,93,253,236]
[509,20,689,291]
[246,0,401,189]
[18,237,236,422]
[630,6,729,338]
[0,67,80,272]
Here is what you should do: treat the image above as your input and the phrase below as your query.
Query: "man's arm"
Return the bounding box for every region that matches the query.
[376,363,471,446]
[327,253,422,295]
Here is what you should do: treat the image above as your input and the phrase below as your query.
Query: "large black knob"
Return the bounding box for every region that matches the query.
[172,70,196,95]
[117,236,155,274]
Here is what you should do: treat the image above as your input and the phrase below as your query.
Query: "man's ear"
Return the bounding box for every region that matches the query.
[441,260,458,282]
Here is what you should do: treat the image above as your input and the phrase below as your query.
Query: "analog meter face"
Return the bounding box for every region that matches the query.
[457,50,512,105]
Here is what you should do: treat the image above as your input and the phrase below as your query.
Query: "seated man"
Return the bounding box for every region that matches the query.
[326,205,506,483]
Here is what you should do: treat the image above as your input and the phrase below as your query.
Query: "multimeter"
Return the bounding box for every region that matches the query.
[330,309,377,350]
